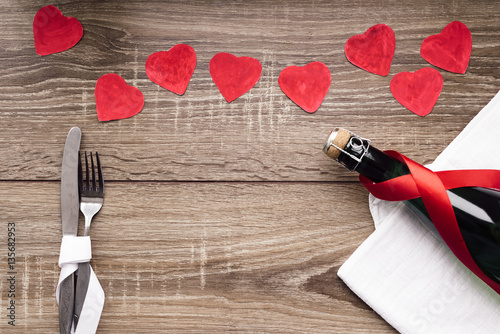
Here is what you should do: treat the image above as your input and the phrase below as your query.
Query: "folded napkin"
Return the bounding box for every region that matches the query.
[338,90,500,334]
[57,235,105,334]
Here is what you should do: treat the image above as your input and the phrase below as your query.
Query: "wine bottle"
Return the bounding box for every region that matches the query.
[323,127,500,285]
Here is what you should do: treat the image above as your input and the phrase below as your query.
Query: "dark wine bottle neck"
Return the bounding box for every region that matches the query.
[338,139,410,183]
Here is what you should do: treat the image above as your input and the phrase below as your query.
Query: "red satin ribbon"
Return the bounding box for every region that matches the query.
[359,150,500,294]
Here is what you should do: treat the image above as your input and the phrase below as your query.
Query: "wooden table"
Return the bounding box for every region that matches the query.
[1,0,498,332]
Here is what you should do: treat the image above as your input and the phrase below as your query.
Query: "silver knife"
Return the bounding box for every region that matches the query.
[59,127,81,334]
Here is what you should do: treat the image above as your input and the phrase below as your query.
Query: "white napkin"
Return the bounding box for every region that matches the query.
[57,235,105,334]
[338,90,500,334]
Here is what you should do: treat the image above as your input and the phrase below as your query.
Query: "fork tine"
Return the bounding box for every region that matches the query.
[96,152,104,194]
[78,151,83,195]
[90,152,96,192]
[85,151,90,192]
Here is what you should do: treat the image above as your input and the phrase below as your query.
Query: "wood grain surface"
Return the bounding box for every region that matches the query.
[0,0,499,333]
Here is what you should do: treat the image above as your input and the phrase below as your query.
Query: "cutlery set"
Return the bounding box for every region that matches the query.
[58,127,105,334]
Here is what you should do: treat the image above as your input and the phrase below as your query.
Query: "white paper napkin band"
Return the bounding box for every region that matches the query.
[57,235,105,334]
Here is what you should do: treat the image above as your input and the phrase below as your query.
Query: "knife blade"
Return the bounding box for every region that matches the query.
[59,127,81,334]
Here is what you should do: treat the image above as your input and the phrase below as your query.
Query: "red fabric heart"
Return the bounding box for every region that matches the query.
[209,53,262,102]
[278,62,331,113]
[345,24,395,76]
[421,21,471,74]
[145,44,197,95]
[390,68,443,116]
[33,5,83,56]
[95,74,144,121]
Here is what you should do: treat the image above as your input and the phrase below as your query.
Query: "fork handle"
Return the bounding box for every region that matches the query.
[84,214,94,237]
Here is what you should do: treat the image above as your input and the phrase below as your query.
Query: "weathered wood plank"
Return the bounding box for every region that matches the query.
[0,0,498,181]
[1,1,499,332]
[0,181,395,333]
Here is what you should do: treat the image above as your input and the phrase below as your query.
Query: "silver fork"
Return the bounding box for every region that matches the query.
[73,151,104,329]
[79,151,104,236]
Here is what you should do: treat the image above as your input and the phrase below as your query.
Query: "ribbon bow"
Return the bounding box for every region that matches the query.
[359,150,500,294]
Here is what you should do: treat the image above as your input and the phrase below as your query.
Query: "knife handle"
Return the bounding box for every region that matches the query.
[73,262,91,330]
[59,273,75,334]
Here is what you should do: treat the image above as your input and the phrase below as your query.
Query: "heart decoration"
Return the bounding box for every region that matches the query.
[278,62,331,113]
[345,24,395,76]
[209,53,262,102]
[390,68,443,117]
[95,74,144,121]
[146,44,197,95]
[33,5,83,56]
[420,21,472,74]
